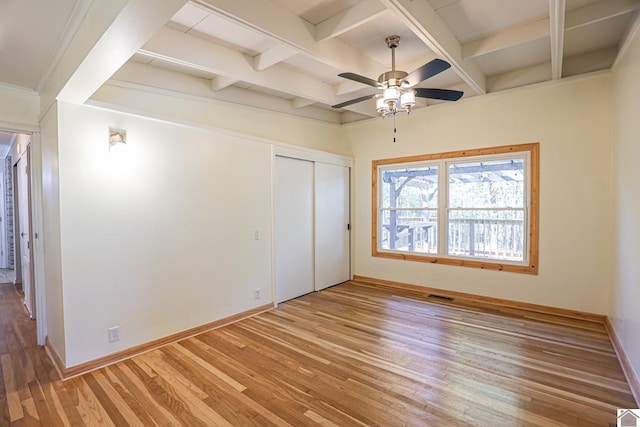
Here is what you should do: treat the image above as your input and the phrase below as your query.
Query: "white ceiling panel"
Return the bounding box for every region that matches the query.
[474,37,551,77]
[188,13,277,56]
[338,11,434,67]
[566,0,601,11]
[429,0,461,10]
[563,13,634,57]
[281,54,343,84]
[432,0,549,43]
[272,0,362,25]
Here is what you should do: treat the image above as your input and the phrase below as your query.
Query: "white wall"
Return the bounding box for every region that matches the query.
[40,103,66,361]
[0,85,40,132]
[92,84,351,157]
[611,25,640,391]
[56,101,276,366]
[345,73,613,315]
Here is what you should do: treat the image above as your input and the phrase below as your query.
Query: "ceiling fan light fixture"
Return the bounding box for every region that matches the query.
[376,96,387,114]
[383,86,400,103]
[400,90,415,108]
[332,35,463,117]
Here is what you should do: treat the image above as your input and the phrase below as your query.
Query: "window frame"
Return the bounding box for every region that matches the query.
[372,143,539,274]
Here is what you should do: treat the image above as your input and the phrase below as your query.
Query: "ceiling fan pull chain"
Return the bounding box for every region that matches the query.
[393,117,397,143]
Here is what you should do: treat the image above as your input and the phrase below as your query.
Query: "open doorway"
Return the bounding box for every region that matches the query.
[0,131,35,322]
[0,130,16,284]
[0,129,45,346]
[14,146,35,318]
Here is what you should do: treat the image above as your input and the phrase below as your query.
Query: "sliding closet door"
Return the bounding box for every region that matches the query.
[274,156,314,303]
[315,162,350,290]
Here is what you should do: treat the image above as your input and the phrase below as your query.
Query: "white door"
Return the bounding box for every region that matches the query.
[16,154,34,318]
[315,163,350,290]
[274,156,314,303]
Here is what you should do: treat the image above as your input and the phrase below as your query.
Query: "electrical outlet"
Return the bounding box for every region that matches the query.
[254,230,260,240]
[254,288,261,299]
[108,326,120,343]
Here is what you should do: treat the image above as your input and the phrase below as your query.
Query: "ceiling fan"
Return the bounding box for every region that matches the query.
[332,35,463,117]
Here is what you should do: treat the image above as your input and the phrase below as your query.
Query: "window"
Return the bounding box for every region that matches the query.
[372,143,538,274]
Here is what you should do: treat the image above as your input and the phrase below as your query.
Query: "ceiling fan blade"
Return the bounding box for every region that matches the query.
[404,58,451,87]
[332,94,377,109]
[338,72,383,88]
[414,88,463,102]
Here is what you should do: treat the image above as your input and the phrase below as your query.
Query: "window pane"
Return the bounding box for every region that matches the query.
[449,159,524,208]
[447,209,525,261]
[381,166,438,209]
[380,209,437,254]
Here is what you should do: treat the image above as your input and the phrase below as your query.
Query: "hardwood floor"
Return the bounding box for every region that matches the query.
[0,280,636,426]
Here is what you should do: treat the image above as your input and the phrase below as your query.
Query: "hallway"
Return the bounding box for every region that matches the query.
[0,283,63,424]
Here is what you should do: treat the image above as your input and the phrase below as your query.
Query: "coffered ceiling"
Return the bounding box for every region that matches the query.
[1,0,639,126]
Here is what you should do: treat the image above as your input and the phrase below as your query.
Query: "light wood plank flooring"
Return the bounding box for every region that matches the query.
[0,280,636,426]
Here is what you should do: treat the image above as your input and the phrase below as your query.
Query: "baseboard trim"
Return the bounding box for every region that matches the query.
[605,317,640,407]
[352,275,606,323]
[48,303,274,381]
[45,338,65,381]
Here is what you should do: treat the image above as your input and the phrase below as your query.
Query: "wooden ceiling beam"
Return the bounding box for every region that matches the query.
[549,0,566,80]
[290,97,315,109]
[210,76,237,91]
[253,44,297,71]
[193,0,385,79]
[379,0,486,94]
[44,0,188,108]
[138,27,377,116]
[107,62,346,123]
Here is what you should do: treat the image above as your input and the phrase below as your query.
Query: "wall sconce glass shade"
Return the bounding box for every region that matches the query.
[109,128,127,152]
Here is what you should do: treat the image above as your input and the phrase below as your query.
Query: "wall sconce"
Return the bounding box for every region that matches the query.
[109,128,127,152]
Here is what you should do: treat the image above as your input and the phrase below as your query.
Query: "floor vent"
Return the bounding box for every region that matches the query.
[427,294,454,301]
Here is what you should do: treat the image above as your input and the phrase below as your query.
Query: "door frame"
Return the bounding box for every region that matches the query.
[4,126,46,346]
[14,148,36,318]
[12,162,22,285]
[270,145,353,307]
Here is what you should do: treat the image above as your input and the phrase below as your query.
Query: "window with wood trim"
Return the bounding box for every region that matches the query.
[372,143,539,274]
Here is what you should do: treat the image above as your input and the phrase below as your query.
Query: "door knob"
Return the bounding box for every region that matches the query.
[21,232,26,237]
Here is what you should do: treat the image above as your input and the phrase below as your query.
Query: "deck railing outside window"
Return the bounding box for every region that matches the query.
[372,143,539,274]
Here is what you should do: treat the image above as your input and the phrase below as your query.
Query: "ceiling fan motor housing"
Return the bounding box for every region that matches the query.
[378,70,408,87]
[385,35,401,49]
